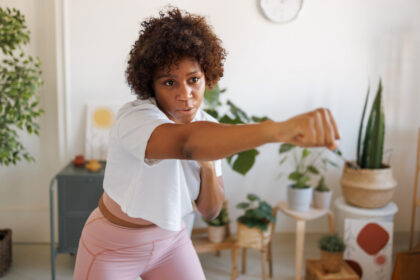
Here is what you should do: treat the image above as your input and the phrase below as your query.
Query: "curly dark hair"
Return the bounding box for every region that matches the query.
[126,7,227,99]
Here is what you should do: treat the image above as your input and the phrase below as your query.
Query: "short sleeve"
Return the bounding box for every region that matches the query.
[117,106,172,163]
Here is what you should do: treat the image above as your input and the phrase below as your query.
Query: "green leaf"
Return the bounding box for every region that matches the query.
[231,149,259,175]
[247,193,260,202]
[288,171,303,181]
[279,143,295,154]
[227,100,250,122]
[219,114,243,125]
[302,148,310,158]
[307,165,319,174]
[251,116,269,122]
[279,156,288,166]
[357,85,370,166]
[203,108,218,118]
[237,202,250,209]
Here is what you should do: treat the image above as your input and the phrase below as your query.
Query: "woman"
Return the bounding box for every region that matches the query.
[73,7,340,280]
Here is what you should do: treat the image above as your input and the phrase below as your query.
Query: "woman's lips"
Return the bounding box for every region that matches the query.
[177,107,194,114]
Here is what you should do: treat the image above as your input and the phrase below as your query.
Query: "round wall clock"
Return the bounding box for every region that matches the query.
[259,0,304,24]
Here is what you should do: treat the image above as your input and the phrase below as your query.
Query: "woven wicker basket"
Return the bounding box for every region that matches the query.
[0,229,12,277]
[321,250,343,273]
[340,162,397,208]
[236,222,272,250]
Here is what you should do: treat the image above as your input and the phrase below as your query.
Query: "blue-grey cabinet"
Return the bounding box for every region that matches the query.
[50,161,105,279]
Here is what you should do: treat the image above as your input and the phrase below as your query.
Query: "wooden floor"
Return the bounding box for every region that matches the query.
[0,232,410,280]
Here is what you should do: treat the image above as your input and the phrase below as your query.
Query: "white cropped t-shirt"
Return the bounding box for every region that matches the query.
[103,98,222,231]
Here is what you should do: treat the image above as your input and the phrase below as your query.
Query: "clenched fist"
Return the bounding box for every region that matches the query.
[274,108,341,150]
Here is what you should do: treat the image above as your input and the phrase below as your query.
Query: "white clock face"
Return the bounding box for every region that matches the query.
[260,0,303,24]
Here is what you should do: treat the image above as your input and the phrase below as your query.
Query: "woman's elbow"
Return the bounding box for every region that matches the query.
[202,208,221,221]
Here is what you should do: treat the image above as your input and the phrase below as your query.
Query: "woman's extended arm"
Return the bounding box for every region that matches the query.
[145,108,341,161]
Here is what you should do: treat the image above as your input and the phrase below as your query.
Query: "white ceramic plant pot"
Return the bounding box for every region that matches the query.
[313,190,332,210]
[287,185,313,212]
[207,225,226,243]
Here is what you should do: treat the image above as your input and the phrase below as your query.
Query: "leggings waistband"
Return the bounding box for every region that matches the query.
[98,194,157,229]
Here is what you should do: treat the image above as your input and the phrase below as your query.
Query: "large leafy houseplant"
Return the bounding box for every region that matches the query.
[340,80,397,208]
[0,7,43,166]
[203,84,268,175]
[236,193,276,231]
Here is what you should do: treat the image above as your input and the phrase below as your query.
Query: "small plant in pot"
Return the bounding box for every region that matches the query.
[340,80,397,208]
[279,144,338,212]
[313,176,332,210]
[236,194,276,248]
[202,206,229,243]
[318,233,346,273]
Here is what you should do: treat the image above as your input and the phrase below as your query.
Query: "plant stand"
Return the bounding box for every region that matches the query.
[305,259,359,280]
[276,201,335,280]
[236,211,277,280]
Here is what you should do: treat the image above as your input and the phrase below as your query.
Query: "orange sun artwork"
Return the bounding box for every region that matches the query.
[92,107,115,129]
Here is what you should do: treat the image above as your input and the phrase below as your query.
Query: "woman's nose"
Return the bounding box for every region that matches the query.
[177,84,193,101]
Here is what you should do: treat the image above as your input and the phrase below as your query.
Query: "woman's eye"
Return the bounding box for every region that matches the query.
[163,80,174,86]
[190,77,199,83]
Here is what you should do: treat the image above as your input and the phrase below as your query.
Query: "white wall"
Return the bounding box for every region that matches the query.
[0,0,58,242]
[1,0,420,242]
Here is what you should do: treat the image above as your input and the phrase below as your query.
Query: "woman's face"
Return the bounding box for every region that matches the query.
[153,57,206,124]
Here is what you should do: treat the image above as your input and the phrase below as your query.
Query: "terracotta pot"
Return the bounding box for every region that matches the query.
[237,222,272,250]
[321,250,343,273]
[207,225,226,243]
[340,162,397,208]
[72,154,86,166]
[287,185,313,212]
[313,190,332,210]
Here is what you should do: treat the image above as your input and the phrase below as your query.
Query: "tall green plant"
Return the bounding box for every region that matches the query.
[203,84,268,175]
[357,80,385,169]
[0,7,43,166]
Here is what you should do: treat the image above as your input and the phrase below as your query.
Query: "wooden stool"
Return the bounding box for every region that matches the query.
[238,207,278,280]
[277,201,335,280]
[305,259,359,280]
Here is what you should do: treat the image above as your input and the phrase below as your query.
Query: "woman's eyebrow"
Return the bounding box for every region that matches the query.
[156,73,174,79]
[186,70,201,76]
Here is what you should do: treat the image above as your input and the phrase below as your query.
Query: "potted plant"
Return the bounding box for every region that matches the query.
[236,194,276,249]
[318,233,346,273]
[340,80,397,208]
[0,7,44,166]
[202,206,229,243]
[313,176,332,210]
[279,145,339,212]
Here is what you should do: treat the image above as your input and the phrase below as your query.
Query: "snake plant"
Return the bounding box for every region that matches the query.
[357,80,385,169]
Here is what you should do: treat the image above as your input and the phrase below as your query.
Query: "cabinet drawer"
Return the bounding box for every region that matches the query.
[57,176,103,212]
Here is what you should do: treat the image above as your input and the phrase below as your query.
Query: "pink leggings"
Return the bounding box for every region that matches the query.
[73,208,205,280]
